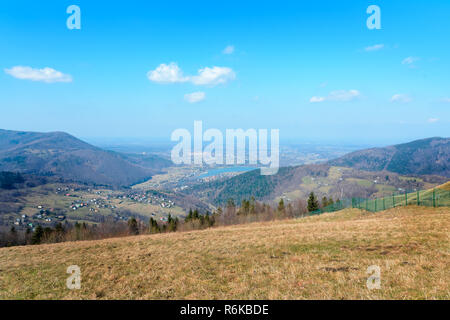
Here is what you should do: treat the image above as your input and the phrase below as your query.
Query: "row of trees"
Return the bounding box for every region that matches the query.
[2,222,67,246]
[307,193,336,212]
[0,192,333,247]
[213,192,334,226]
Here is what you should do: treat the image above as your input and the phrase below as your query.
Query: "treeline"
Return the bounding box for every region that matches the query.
[0,171,25,189]
[0,213,180,247]
[0,192,332,247]
[209,192,336,226]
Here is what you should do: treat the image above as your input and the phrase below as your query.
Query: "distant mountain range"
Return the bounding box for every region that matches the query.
[190,137,449,205]
[1,130,448,203]
[0,129,171,187]
[328,137,450,177]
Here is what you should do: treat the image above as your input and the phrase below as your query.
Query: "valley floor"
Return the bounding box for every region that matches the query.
[0,206,448,299]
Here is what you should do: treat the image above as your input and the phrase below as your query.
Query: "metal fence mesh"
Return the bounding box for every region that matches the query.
[310,187,450,215]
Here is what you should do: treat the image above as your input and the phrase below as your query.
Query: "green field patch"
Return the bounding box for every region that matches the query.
[346,178,373,187]
[399,176,424,182]
[376,184,397,193]
[301,176,314,185]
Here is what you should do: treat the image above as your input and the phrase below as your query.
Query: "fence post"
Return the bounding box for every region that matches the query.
[392,193,395,208]
[383,197,385,210]
[433,189,436,207]
[417,191,420,206]
[374,198,377,211]
[365,199,368,211]
[405,191,407,206]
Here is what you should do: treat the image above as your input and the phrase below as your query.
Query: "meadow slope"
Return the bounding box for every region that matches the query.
[0,206,449,299]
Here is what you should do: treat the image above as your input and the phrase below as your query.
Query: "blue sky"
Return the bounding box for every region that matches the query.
[0,0,449,145]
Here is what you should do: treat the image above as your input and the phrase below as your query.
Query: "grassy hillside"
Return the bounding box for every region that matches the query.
[0,206,448,299]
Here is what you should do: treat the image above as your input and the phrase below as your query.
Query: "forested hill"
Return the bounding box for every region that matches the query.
[328,137,450,177]
[0,129,171,187]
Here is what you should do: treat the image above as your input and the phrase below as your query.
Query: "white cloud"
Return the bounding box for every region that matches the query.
[223,45,235,55]
[184,91,205,103]
[310,96,326,103]
[190,66,235,86]
[147,63,235,86]
[4,66,72,83]
[147,62,188,83]
[364,44,385,52]
[328,90,361,102]
[402,56,420,65]
[391,94,412,103]
[428,118,439,123]
[310,90,361,103]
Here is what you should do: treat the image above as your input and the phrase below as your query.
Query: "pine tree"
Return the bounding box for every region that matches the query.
[277,198,285,213]
[185,209,193,222]
[31,225,44,244]
[240,199,250,215]
[149,217,160,234]
[250,197,256,214]
[167,214,178,232]
[307,192,319,212]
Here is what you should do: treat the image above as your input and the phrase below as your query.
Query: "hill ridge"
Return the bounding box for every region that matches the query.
[328,137,450,177]
[0,129,171,187]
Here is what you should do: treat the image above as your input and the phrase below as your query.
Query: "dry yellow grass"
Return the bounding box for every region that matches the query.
[438,181,450,191]
[0,206,449,300]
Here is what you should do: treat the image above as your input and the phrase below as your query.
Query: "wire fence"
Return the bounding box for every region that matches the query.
[311,187,450,215]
